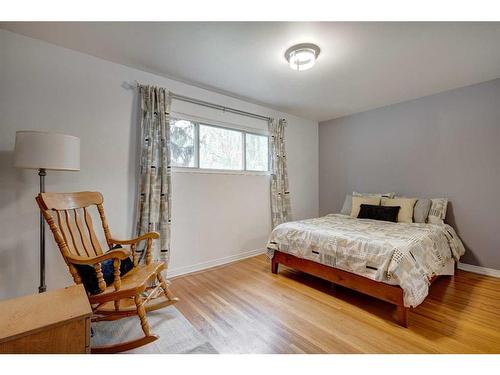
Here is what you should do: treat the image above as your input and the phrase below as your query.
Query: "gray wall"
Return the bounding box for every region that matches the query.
[319,78,500,269]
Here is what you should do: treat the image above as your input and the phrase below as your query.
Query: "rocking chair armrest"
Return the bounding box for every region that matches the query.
[109,232,160,245]
[66,249,131,265]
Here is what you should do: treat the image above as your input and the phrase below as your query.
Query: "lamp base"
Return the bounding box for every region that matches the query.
[39,168,46,293]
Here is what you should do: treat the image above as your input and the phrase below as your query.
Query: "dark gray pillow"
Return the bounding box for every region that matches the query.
[413,199,431,223]
[340,194,352,215]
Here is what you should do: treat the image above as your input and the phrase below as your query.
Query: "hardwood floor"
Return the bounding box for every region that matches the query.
[171,254,500,353]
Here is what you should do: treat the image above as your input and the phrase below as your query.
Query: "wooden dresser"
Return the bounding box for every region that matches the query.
[0,284,92,353]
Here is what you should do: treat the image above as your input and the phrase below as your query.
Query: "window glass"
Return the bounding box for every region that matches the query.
[170,120,195,167]
[199,124,243,170]
[245,133,269,171]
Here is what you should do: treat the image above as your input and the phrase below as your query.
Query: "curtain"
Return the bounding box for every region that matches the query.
[136,85,172,264]
[269,118,292,228]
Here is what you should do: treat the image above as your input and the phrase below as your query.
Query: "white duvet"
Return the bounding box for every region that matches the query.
[267,214,465,307]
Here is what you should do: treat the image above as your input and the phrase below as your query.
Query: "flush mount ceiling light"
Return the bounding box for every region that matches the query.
[285,43,321,71]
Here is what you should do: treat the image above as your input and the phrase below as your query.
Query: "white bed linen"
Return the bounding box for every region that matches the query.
[267,214,465,307]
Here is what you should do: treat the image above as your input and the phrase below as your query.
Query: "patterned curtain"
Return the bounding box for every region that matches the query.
[136,85,172,264]
[269,118,292,228]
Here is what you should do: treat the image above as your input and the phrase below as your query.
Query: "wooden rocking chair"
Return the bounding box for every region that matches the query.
[36,191,179,353]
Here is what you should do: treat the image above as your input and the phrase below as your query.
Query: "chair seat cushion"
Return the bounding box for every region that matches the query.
[75,245,134,295]
[89,262,166,304]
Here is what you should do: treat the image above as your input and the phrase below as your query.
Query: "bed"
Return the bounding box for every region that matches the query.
[267,214,465,326]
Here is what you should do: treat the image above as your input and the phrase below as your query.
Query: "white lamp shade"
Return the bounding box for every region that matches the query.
[14,131,80,171]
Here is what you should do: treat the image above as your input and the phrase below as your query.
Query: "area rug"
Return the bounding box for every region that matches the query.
[91,306,218,354]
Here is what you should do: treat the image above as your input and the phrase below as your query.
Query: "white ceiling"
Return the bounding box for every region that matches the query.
[2,22,500,121]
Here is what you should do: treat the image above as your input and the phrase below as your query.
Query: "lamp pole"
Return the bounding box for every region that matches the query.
[13,131,80,294]
[38,168,46,293]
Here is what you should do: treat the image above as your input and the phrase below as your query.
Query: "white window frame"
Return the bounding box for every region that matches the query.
[170,113,270,176]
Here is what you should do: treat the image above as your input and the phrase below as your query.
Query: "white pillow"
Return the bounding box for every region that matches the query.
[353,191,396,199]
[340,194,352,215]
[428,198,448,224]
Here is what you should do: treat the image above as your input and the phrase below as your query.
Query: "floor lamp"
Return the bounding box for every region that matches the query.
[14,131,80,293]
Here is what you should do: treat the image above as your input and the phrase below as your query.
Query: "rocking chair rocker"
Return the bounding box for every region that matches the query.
[36,191,178,353]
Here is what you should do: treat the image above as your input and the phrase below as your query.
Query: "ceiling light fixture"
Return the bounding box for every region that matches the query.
[285,43,321,71]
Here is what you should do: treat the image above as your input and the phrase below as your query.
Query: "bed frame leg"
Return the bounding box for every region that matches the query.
[271,257,279,274]
[396,306,408,327]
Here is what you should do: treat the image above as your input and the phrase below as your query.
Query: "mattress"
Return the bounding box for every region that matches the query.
[267,214,465,307]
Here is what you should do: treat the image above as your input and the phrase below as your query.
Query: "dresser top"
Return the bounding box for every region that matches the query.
[0,284,92,343]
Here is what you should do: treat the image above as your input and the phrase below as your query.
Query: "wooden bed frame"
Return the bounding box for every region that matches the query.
[271,250,437,327]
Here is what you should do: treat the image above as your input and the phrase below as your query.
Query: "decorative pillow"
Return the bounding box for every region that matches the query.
[381,197,417,223]
[357,204,400,222]
[353,191,396,199]
[413,199,431,223]
[74,245,134,295]
[351,196,381,218]
[340,194,352,215]
[428,198,448,224]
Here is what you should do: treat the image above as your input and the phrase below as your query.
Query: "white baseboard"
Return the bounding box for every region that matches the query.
[166,248,266,278]
[458,262,500,278]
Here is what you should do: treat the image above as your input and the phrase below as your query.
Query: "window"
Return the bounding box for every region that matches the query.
[169,118,269,173]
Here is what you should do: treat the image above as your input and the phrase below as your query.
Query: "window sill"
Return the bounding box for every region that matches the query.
[172,167,271,176]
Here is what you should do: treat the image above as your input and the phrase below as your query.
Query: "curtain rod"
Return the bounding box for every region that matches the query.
[171,93,272,122]
[136,82,271,122]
